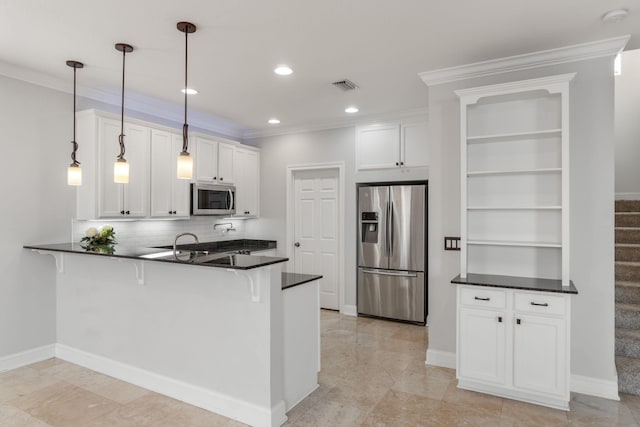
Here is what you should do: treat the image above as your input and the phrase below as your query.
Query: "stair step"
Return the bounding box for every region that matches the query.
[616,213,640,228]
[616,200,640,213]
[616,356,640,395]
[616,228,640,244]
[616,244,640,262]
[616,303,640,329]
[616,281,640,304]
[616,262,640,282]
[616,329,640,358]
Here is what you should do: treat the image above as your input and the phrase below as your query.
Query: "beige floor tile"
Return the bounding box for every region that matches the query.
[0,366,61,402]
[361,389,442,426]
[10,381,121,427]
[391,368,452,401]
[568,392,639,426]
[501,398,569,426]
[0,403,53,426]
[442,382,504,418]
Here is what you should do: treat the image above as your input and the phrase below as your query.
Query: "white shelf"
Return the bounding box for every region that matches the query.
[467,206,562,211]
[467,129,562,143]
[467,240,562,248]
[467,168,561,177]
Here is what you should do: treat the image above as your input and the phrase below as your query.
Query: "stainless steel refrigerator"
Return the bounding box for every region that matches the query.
[357,183,427,324]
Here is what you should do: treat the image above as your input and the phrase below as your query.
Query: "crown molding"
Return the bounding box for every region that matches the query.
[242,107,428,140]
[419,35,630,87]
[0,60,247,140]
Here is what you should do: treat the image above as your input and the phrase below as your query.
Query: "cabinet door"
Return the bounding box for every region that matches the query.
[356,124,400,170]
[242,150,259,216]
[218,142,235,184]
[195,137,218,182]
[150,130,174,218]
[401,122,429,168]
[513,314,566,396]
[458,307,506,385]
[98,117,124,217]
[122,123,150,218]
[171,134,190,217]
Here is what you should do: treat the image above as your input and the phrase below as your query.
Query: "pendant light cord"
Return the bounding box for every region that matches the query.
[70,65,80,166]
[182,28,189,154]
[118,48,126,160]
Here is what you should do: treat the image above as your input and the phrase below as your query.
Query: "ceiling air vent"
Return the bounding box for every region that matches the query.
[332,79,359,91]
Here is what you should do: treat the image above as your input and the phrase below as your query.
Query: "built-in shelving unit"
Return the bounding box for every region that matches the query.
[456,74,575,286]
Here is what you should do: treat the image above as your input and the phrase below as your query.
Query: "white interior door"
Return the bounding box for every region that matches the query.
[293,169,339,310]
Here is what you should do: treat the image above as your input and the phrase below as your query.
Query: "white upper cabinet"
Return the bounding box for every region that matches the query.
[355,121,428,170]
[456,74,574,285]
[150,130,189,218]
[233,147,260,217]
[194,136,235,184]
[94,117,150,219]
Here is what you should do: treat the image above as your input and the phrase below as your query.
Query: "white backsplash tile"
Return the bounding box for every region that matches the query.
[72,217,252,248]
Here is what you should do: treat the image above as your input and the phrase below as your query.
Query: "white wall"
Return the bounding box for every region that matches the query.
[615,49,640,199]
[0,75,75,360]
[427,56,617,384]
[245,126,428,308]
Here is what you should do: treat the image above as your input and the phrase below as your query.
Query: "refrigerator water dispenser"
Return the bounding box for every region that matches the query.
[361,212,379,243]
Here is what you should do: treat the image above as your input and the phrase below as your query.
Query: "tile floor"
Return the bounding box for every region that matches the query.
[1,309,639,426]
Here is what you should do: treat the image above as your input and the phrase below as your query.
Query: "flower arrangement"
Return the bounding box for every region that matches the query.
[81,225,116,251]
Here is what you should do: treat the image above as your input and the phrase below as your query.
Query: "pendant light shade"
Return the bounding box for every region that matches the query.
[114,43,133,184]
[177,21,196,180]
[66,60,84,186]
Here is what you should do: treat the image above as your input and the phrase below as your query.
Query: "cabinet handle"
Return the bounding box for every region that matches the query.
[474,296,490,301]
[213,177,217,180]
[125,211,130,215]
[120,210,125,215]
[168,211,172,214]
[220,177,224,181]
[173,211,177,215]
[516,319,521,325]
[395,162,399,166]
[530,302,549,307]
[400,161,404,166]
[497,317,502,323]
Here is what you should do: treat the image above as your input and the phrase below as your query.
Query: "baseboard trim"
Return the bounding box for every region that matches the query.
[341,305,358,317]
[616,193,640,201]
[55,344,286,427]
[571,374,620,401]
[425,349,456,369]
[0,344,56,373]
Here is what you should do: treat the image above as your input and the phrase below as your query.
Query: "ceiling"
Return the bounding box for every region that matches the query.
[0,0,638,138]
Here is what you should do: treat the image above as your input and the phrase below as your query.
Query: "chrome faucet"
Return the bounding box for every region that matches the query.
[173,232,199,258]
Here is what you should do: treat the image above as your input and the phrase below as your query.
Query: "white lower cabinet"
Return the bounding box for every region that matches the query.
[457,285,570,410]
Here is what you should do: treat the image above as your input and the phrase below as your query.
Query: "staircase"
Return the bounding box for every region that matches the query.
[615,200,640,395]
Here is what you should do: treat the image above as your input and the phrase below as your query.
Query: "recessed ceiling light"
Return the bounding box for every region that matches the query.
[345,106,359,114]
[181,88,198,95]
[268,118,281,124]
[274,65,293,76]
[602,9,628,22]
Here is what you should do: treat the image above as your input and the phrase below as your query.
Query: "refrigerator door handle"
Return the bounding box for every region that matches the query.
[361,268,418,278]
[389,201,394,257]
[386,201,391,257]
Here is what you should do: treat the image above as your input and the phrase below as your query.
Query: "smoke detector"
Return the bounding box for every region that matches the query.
[332,79,359,91]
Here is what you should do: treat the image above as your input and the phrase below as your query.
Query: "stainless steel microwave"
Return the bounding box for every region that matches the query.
[191,183,236,216]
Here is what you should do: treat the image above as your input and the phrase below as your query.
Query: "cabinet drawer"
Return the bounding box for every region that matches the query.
[514,292,566,316]
[460,287,506,309]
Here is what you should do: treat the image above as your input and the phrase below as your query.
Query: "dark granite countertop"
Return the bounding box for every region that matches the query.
[24,242,287,271]
[451,273,578,294]
[282,272,323,290]
[155,239,277,253]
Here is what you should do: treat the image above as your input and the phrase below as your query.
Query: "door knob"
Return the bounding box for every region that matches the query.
[294,242,300,247]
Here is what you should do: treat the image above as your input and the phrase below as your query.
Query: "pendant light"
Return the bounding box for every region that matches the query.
[176,21,196,180]
[114,43,134,184]
[66,60,84,186]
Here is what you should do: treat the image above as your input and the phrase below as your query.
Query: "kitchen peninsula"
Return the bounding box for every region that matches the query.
[24,241,321,427]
